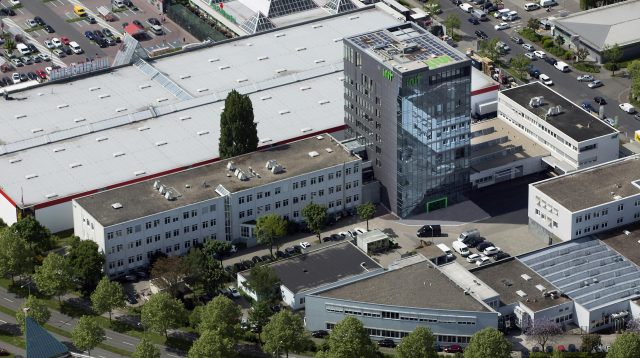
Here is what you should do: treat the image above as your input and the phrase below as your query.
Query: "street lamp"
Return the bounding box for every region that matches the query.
[20,278,32,297]
[273,340,283,357]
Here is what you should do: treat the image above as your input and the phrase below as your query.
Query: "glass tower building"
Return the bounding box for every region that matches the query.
[344,24,472,217]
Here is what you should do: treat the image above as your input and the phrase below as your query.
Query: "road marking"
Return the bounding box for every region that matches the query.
[122,341,135,346]
[58,0,65,5]
[59,320,71,326]
[105,336,113,339]
[168,355,180,358]
[3,298,14,303]
[0,319,6,324]
[163,26,172,33]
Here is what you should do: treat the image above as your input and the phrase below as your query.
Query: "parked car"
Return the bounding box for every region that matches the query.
[444,344,463,353]
[11,72,20,84]
[330,234,343,241]
[476,241,494,251]
[27,72,37,81]
[588,80,603,88]
[227,287,241,298]
[103,28,114,37]
[577,74,594,82]
[39,53,51,61]
[84,31,95,41]
[44,25,55,33]
[510,36,523,44]
[533,50,546,58]
[148,17,161,26]
[51,38,62,47]
[133,20,144,28]
[93,30,105,39]
[594,96,607,105]
[44,39,55,49]
[312,330,329,338]
[466,253,481,263]
[251,255,262,264]
[468,17,479,25]
[476,256,491,266]
[604,117,615,126]
[34,16,45,26]
[284,247,298,256]
[474,30,488,39]
[25,19,38,28]
[60,36,70,45]
[483,246,502,256]
[10,58,23,67]
[539,74,553,86]
[524,52,536,60]
[522,43,535,51]
[378,339,396,348]
[125,292,138,304]
[494,22,510,30]
[568,344,577,352]
[417,224,441,237]
[493,252,510,261]
[20,73,29,83]
[300,241,311,249]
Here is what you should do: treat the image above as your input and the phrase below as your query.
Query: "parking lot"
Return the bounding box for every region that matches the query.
[0,0,196,88]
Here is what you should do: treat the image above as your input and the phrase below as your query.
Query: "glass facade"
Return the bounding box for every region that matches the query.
[396,68,471,217]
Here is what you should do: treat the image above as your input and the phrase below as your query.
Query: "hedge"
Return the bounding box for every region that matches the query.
[530,352,607,358]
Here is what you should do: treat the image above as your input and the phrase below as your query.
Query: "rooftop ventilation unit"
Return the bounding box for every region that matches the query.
[325,148,334,153]
[227,161,236,171]
[165,191,175,201]
[237,170,248,181]
[153,180,160,189]
[271,164,283,174]
[308,151,320,158]
[516,290,527,298]
[159,185,166,195]
[521,274,532,281]
[111,203,123,209]
[265,160,277,170]
[529,96,544,107]
[546,105,563,117]
[401,43,419,54]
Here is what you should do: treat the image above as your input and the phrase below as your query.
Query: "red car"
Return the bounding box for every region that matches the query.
[61,36,70,45]
[35,69,47,80]
[444,344,463,353]
[557,345,566,352]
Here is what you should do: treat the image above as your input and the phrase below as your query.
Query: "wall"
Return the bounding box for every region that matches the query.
[35,202,73,234]
[528,184,574,241]
[0,193,17,227]
[471,155,545,189]
[305,295,498,343]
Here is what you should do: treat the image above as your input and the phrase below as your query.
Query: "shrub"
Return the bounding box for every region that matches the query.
[563,51,574,61]
[518,28,541,42]
[573,62,601,73]
[542,39,555,49]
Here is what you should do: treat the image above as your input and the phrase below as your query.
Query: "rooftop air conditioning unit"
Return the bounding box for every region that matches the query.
[237,171,248,181]
[227,161,235,171]
[266,160,277,169]
[529,96,544,108]
[159,185,166,194]
[271,164,283,174]
[165,191,174,201]
[153,180,160,189]
[111,203,123,209]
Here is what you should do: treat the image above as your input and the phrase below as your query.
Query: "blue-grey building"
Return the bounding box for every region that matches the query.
[304,258,498,345]
[343,23,472,217]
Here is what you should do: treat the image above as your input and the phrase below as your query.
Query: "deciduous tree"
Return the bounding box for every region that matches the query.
[464,327,511,358]
[479,38,502,63]
[151,256,186,298]
[91,277,125,322]
[608,332,640,358]
[555,35,565,46]
[576,47,590,62]
[357,202,376,231]
[141,292,186,338]
[510,54,531,80]
[198,295,241,339]
[396,326,437,358]
[301,202,326,241]
[423,0,441,15]
[11,216,53,254]
[255,214,287,258]
[444,15,460,38]
[33,253,73,304]
[219,90,258,159]
[263,310,307,358]
[527,17,541,31]
[580,334,602,352]
[72,316,105,355]
[248,300,273,335]
[188,330,237,358]
[315,316,378,358]
[0,228,32,284]
[67,236,105,296]
[603,43,623,75]
[132,337,160,358]
[523,318,563,350]
[16,296,51,333]
[244,265,280,302]
[183,247,226,299]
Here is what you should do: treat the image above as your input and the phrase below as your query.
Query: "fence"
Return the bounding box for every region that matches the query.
[167,4,227,42]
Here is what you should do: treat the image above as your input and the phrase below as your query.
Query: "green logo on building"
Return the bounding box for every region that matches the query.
[382,69,394,81]
[404,73,422,87]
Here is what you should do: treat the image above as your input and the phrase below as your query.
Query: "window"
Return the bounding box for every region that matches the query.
[336,199,342,206]
[184,226,190,233]
[318,175,324,183]
[166,246,172,254]
[154,234,160,242]
[192,224,198,231]
[346,196,352,203]
[346,182,352,190]
[146,237,153,244]
[300,194,307,201]
[135,225,141,233]
[209,204,216,211]
[164,217,170,224]
[146,222,152,229]
[328,173,334,180]
[265,191,271,197]
[136,254,143,262]
[135,239,142,247]
[617,217,624,224]
[173,229,179,236]
[345,168,352,175]
[183,211,189,219]
[247,209,253,216]
[210,219,216,226]
[129,256,135,264]
[153,219,160,227]
[239,211,245,218]
[293,182,299,190]
[336,185,342,192]
[166,231,171,239]
[116,230,122,237]
[174,243,180,251]
[300,180,307,188]
[247,194,253,202]
[354,194,360,202]
[329,187,334,194]
[283,199,289,206]
[318,189,324,197]
[618,204,624,211]
[265,204,271,211]
[276,201,281,209]
[293,211,299,218]
[202,221,209,228]
[353,180,359,188]
[107,232,113,240]
[354,164,359,173]
[311,177,317,185]
[238,196,245,204]
[293,197,299,204]
[191,210,197,217]
[257,192,263,199]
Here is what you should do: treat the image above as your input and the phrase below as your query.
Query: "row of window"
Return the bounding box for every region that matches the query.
[237,188,280,204]
[325,323,471,343]
[326,305,474,325]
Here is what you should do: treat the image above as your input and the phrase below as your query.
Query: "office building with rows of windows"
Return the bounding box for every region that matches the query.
[304,256,498,345]
[343,23,472,217]
[528,155,640,242]
[72,135,362,277]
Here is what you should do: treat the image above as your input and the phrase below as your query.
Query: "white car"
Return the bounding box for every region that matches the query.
[45,66,53,74]
[227,287,240,299]
[300,241,311,249]
[539,74,553,86]
[39,53,51,62]
[51,38,62,48]
[476,256,491,266]
[11,72,21,84]
[26,19,38,28]
[483,246,502,256]
[524,52,536,60]
[10,0,21,4]
[577,74,594,82]
[619,103,636,114]
[44,40,56,49]
[587,80,603,88]
[603,117,615,126]
[522,43,535,52]
[533,50,546,59]
[494,22,510,30]
[524,2,540,10]
[466,253,481,263]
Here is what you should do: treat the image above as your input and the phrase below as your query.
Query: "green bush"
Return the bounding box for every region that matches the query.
[604,63,620,71]
[574,62,601,73]
[519,28,542,42]
[548,46,566,57]
[543,39,555,49]
[563,50,574,60]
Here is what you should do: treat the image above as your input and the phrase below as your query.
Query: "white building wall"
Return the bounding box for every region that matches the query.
[498,94,618,172]
[35,202,73,233]
[0,195,17,227]
[471,155,545,189]
[529,185,574,241]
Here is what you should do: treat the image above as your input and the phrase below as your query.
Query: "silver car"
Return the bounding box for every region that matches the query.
[588,80,603,88]
[522,43,535,52]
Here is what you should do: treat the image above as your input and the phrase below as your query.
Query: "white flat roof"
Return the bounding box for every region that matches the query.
[0,6,403,207]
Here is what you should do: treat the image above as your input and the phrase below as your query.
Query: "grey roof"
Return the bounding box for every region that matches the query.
[241,241,381,293]
[317,260,491,312]
[599,222,640,267]
[75,135,356,226]
[346,22,466,73]
[519,238,640,311]
[501,82,617,142]
[532,155,640,212]
[0,6,402,208]
[472,258,570,312]
[25,317,69,358]
[553,0,640,50]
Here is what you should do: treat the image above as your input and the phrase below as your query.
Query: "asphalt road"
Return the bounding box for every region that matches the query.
[0,286,186,358]
[436,0,640,141]
[21,0,106,59]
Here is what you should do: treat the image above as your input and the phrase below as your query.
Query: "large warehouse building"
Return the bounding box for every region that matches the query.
[552,0,640,64]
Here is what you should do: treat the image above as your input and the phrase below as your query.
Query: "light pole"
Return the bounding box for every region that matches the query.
[21,278,32,297]
[273,340,283,357]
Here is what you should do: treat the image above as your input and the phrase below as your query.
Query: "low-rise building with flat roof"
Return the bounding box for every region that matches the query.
[238,241,383,310]
[529,155,640,241]
[73,135,363,277]
[470,118,549,188]
[498,82,618,174]
[305,256,498,345]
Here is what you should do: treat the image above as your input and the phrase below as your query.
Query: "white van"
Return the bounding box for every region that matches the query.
[436,243,455,260]
[554,61,569,72]
[459,3,474,12]
[16,43,30,56]
[494,8,510,18]
[502,11,519,21]
[524,2,540,10]
[540,0,557,7]
[150,24,163,35]
[69,41,83,54]
[472,9,487,21]
[452,241,470,257]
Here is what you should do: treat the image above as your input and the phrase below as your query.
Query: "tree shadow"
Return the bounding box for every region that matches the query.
[0,322,22,337]
[111,315,143,333]
[60,298,94,317]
